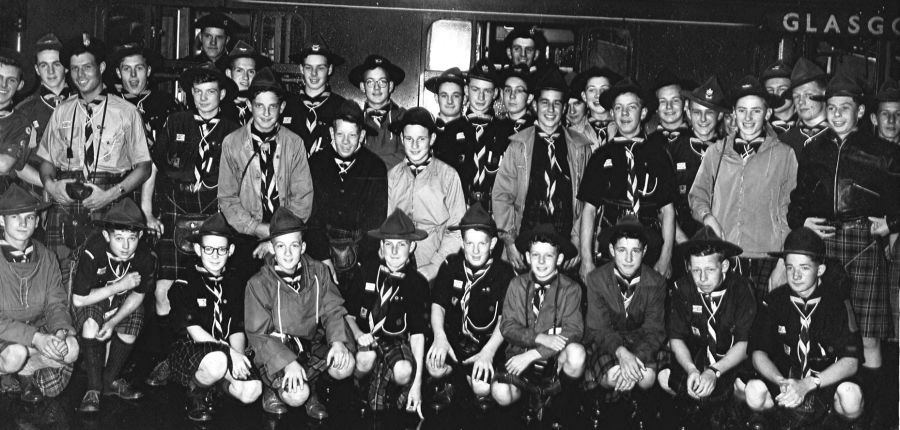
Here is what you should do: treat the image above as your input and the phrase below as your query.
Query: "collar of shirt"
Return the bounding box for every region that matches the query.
[800,120,828,138]
[194,264,224,284]
[464,259,492,284]
[0,104,12,119]
[41,84,71,108]
[466,110,494,124]
[734,134,765,157]
[274,263,304,291]
[0,239,33,263]
[407,155,432,176]
[614,267,641,296]
[300,89,331,108]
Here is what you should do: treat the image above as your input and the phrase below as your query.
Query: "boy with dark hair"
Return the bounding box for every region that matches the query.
[427,203,516,410]
[72,198,156,412]
[344,209,429,414]
[760,60,796,135]
[427,67,477,177]
[870,78,899,144]
[283,44,346,155]
[224,41,270,125]
[167,213,261,421]
[463,59,502,209]
[0,184,78,403]
[745,227,864,428]
[0,48,42,191]
[16,33,70,147]
[583,216,666,400]
[244,207,354,419]
[570,66,622,151]
[493,223,585,426]
[780,59,829,153]
[349,55,407,169]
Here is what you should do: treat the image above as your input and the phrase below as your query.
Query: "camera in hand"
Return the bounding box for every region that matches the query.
[65,181,94,200]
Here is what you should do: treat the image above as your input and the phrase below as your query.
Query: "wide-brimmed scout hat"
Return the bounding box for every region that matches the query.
[448,203,500,235]
[238,67,284,98]
[388,107,437,135]
[515,223,577,258]
[289,43,344,67]
[598,77,646,111]
[185,213,236,243]
[730,75,780,107]
[760,60,792,82]
[501,64,533,88]
[195,12,239,34]
[873,78,900,103]
[768,227,825,260]
[811,73,865,102]
[0,184,51,215]
[349,54,405,87]
[682,75,730,113]
[62,34,106,68]
[503,26,547,52]
[466,58,500,86]
[425,67,466,94]
[94,199,149,231]
[367,209,427,241]
[531,66,568,98]
[227,40,272,68]
[786,58,828,94]
[261,207,307,242]
[678,226,743,258]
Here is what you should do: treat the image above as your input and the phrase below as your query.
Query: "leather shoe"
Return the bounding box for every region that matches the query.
[103,378,144,400]
[305,396,329,420]
[186,388,213,422]
[78,390,101,413]
[262,387,288,415]
[19,380,44,404]
[145,360,171,387]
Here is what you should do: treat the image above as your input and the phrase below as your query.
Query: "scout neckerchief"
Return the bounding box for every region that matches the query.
[407,155,431,177]
[697,284,727,365]
[234,97,251,125]
[274,262,304,293]
[105,251,134,309]
[589,118,610,136]
[0,239,33,263]
[40,84,70,109]
[770,114,797,135]
[789,293,823,378]
[334,150,359,182]
[657,124,689,146]
[466,109,493,142]
[531,272,557,319]
[300,89,332,155]
[250,125,280,220]
[734,134,765,160]
[611,134,647,215]
[0,103,12,119]
[799,120,828,146]
[364,104,388,129]
[512,112,533,134]
[196,265,227,340]
[76,90,109,173]
[194,112,221,187]
[122,89,151,115]
[461,258,492,342]
[689,131,720,158]
[369,264,405,335]
[614,267,641,312]
[538,127,564,215]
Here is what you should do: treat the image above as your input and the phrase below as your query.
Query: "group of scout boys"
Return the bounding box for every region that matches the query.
[0,10,895,430]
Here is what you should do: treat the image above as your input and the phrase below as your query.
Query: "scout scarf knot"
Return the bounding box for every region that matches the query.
[0,239,33,263]
[734,135,764,159]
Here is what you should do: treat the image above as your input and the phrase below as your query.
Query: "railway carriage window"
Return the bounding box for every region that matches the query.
[488,24,576,72]
[422,19,473,114]
[579,28,632,78]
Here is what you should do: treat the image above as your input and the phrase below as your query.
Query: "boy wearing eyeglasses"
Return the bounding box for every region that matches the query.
[349,55,407,169]
[165,213,261,422]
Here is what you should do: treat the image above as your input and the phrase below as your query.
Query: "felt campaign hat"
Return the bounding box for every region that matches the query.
[466,58,500,85]
[514,223,577,259]
[597,214,648,248]
[108,41,163,71]
[811,72,865,102]
[261,207,307,242]
[531,66,568,98]
[238,67,284,98]
[651,68,691,94]
[425,67,466,94]
[501,64,533,88]
[349,54,405,87]
[289,43,344,67]
[367,209,427,241]
[760,60,792,82]
[730,75,780,107]
[388,107,437,135]
[873,78,900,103]
[786,58,828,93]
[195,12,238,34]
[682,75,730,113]
[62,34,106,68]
[448,203,500,235]
[503,26,547,52]
[0,184,51,216]
[94,198,149,231]
[768,227,825,260]
[598,77,646,111]
[678,226,743,258]
[227,40,273,68]
[185,213,236,243]
[34,33,64,53]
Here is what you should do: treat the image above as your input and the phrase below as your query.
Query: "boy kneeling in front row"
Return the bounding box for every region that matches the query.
[345,209,428,414]
[427,203,516,411]
[167,213,261,422]
[244,207,354,420]
[744,227,864,429]
[73,199,155,413]
[0,185,79,403]
[493,223,585,426]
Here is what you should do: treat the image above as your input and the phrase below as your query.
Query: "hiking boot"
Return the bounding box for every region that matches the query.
[145,360,171,387]
[305,395,329,420]
[186,387,213,422]
[103,378,144,400]
[262,387,287,415]
[78,390,101,413]
[19,379,43,404]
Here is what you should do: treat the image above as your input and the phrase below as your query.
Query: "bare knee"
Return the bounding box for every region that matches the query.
[232,380,262,404]
[561,343,586,377]
[0,344,28,374]
[491,382,519,406]
[355,351,376,374]
[637,368,657,390]
[658,368,674,395]
[196,351,228,386]
[600,365,621,389]
[81,318,100,339]
[834,382,863,419]
[280,385,309,408]
[744,380,772,411]
[116,332,136,344]
[426,361,451,379]
[392,360,412,386]
[471,379,491,398]
[328,355,355,380]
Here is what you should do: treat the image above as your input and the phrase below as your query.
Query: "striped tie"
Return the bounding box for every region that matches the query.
[612,136,645,215]
[206,276,225,339]
[194,115,220,186]
[461,260,491,341]
[369,265,403,334]
[790,296,821,377]
[614,268,641,317]
[83,99,103,167]
[540,131,561,215]
[472,144,488,187]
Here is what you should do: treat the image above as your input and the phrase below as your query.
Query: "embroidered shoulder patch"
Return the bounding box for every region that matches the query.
[283,117,293,124]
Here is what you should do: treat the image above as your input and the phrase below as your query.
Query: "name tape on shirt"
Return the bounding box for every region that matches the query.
[692,305,703,314]
[197,298,207,307]
[176,134,186,141]
[778,325,787,334]
[603,159,613,168]
[453,279,464,290]
[676,162,687,171]
[365,282,376,292]
[283,117,293,124]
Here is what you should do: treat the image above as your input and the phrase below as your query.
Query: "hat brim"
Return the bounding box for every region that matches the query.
[465,72,499,86]
[873,92,900,103]
[349,62,406,87]
[94,220,150,232]
[109,47,164,72]
[238,85,285,99]
[289,52,345,68]
[679,238,743,258]
[730,90,780,109]
[388,118,436,135]
[811,90,864,102]
[596,223,648,250]
[259,225,308,243]
[599,85,645,111]
[786,74,829,94]
[514,230,577,259]
[447,223,502,235]
[681,91,731,113]
[0,202,52,216]
[425,76,466,94]
[366,229,427,241]
[179,67,238,100]
[767,249,825,259]
[185,229,236,244]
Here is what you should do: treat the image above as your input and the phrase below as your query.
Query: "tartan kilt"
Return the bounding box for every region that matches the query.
[366,337,415,411]
[74,294,145,337]
[167,338,260,387]
[824,221,891,338]
[584,347,665,391]
[452,336,505,382]
[890,240,899,341]
[44,170,138,253]
[259,333,329,390]
[0,340,74,398]
[156,186,219,280]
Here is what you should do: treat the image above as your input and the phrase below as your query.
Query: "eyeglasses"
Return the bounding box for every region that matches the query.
[365,79,390,89]
[201,246,229,256]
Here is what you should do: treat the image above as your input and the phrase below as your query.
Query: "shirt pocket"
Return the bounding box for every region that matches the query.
[98,126,125,165]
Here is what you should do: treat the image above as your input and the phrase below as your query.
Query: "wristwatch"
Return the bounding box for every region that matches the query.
[117,184,126,195]
[706,365,722,378]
